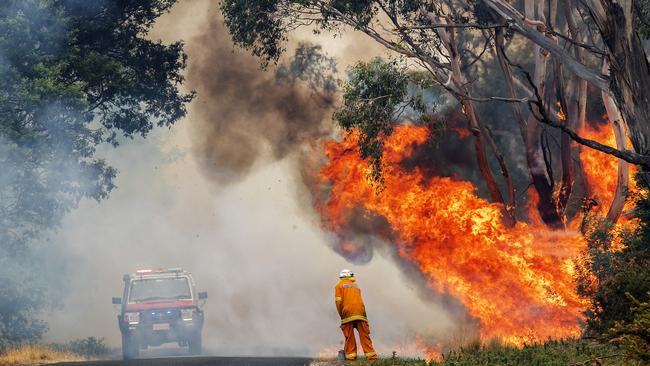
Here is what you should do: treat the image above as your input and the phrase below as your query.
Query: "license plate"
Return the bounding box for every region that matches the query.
[153,323,170,331]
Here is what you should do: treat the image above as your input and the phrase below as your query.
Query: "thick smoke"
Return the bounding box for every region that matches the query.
[186,17,334,186]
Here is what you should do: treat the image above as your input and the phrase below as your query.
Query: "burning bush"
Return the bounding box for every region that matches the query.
[576,180,650,335]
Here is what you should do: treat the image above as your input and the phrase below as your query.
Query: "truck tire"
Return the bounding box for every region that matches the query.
[122,334,139,360]
[188,333,202,355]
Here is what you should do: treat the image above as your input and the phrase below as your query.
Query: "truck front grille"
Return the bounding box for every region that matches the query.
[140,309,180,323]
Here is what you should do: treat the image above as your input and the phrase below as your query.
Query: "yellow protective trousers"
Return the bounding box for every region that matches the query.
[341,320,377,361]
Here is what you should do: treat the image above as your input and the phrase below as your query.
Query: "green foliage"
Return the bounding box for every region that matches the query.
[220,0,285,66]
[276,42,338,97]
[50,337,110,358]
[576,181,650,336]
[436,340,630,366]
[0,0,192,346]
[317,339,630,366]
[321,1,376,29]
[607,293,650,362]
[637,0,650,39]
[220,1,422,66]
[333,58,429,183]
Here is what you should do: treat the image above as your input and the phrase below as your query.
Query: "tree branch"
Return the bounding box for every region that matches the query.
[483,0,611,92]
[515,63,650,166]
[546,28,607,55]
[397,22,509,30]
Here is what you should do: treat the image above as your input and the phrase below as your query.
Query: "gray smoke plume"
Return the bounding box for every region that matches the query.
[185,16,335,186]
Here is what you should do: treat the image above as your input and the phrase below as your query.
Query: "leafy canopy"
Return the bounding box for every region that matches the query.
[334,58,429,182]
[220,1,421,66]
[0,0,192,346]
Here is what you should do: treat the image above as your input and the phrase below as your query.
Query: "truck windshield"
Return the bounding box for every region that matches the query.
[129,278,191,302]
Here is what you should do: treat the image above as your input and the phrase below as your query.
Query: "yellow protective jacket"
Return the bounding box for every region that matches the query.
[335,277,368,324]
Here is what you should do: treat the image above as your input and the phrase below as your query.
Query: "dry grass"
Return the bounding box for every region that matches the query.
[0,344,86,365]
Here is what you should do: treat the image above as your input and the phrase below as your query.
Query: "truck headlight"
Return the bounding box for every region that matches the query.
[124,312,140,324]
[181,309,194,321]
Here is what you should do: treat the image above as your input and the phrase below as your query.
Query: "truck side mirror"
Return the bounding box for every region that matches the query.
[198,292,208,300]
[112,297,122,305]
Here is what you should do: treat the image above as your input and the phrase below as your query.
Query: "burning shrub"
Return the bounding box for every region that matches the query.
[576,178,650,335]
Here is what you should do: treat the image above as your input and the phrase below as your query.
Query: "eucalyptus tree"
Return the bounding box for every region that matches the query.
[221,0,650,228]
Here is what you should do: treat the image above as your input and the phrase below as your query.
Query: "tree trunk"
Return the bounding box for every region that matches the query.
[494,0,565,228]
[602,59,630,224]
[494,29,526,142]
[487,0,650,167]
[525,0,566,229]
[548,0,574,217]
[587,0,650,162]
[562,0,590,204]
[437,15,517,226]
[555,61,574,216]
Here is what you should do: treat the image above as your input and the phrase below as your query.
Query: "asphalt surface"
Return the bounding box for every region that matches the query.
[53,357,315,366]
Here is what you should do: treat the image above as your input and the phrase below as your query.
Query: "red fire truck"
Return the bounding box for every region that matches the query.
[112,268,207,359]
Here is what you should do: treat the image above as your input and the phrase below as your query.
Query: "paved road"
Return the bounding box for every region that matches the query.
[53,357,316,366]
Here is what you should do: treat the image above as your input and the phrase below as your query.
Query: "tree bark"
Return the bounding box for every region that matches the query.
[555,61,574,216]
[418,11,516,225]
[547,0,573,216]
[485,0,650,169]
[576,80,589,196]
[484,0,610,90]
[586,0,650,168]
[524,0,566,229]
[494,29,526,142]
[562,0,589,214]
[602,59,630,224]
[439,18,517,226]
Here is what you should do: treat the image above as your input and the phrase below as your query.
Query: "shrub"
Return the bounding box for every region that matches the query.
[48,337,110,358]
[607,293,650,362]
[576,179,650,334]
[65,337,110,357]
[0,344,83,365]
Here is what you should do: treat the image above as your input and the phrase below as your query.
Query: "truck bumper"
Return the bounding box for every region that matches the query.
[121,319,203,347]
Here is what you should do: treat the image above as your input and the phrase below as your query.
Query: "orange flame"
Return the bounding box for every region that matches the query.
[579,123,637,215]
[316,126,588,346]
[577,122,639,251]
[391,336,444,362]
[556,102,567,121]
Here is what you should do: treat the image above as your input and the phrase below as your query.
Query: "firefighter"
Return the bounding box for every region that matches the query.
[335,269,378,362]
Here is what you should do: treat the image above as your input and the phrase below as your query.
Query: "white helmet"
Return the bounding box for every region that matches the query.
[339,269,354,278]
